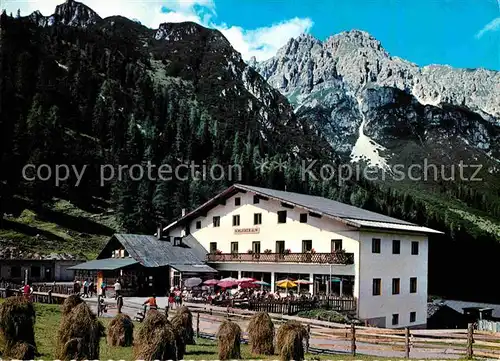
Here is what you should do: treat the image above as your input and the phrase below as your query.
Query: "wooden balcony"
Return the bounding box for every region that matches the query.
[206,251,354,265]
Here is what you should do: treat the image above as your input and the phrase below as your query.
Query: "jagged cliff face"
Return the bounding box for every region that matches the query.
[253,31,500,172]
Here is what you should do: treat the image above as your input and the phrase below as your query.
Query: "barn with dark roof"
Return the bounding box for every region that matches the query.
[69,233,216,296]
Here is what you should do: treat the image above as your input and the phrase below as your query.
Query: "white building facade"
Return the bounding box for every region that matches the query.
[164,184,441,328]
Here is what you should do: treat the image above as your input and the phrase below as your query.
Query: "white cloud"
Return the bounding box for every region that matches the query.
[1,0,312,61]
[475,17,500,38]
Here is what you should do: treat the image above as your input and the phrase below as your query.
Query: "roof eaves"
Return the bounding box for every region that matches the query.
[235,184,362,229]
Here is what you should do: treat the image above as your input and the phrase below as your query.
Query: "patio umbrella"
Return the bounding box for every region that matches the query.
[295,279,312,294]
[253,280,271,286]
[220,277,238,282]
[184,277,202,288]
[237,277,256,283]
[239,282,258,289]
[203,279,220,286]
[276,279,297,297]
[218,280,238,288]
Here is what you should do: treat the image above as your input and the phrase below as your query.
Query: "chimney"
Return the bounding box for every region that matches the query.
[157,223,162,240]
[181,208,186,217]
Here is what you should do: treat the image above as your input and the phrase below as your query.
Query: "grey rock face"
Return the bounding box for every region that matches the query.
[252,30,500,171]
[254,30,500,121]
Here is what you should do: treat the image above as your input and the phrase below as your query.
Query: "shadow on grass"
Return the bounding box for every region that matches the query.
[1,219,66,242]
[187,350,215,356]
[36,207,114,236]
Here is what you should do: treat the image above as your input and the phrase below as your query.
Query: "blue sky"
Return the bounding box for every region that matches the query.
[4,0,499,69]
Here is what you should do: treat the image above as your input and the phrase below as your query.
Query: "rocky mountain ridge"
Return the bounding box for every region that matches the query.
[254,31,499,122]
[252,31,500,170]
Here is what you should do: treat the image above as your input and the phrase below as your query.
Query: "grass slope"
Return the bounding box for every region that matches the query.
[0,198,118,259]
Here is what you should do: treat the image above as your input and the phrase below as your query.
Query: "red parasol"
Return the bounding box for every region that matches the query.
[239,282,258,289]
[203,279,220,286]
[217,280,238,288]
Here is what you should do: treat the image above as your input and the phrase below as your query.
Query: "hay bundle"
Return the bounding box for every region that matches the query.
[56,302,104,360]
[247,312,274,355]
[107,313,134,347]
[172,306,194,344]
[61,294,83,316]
[134,309,177,361]
[216,320,241,360]
[276,321,308,361]
[0,296,37,358]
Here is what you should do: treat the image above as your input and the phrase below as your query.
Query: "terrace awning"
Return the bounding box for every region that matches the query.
[68,258,139,270]
[171,264,217,273]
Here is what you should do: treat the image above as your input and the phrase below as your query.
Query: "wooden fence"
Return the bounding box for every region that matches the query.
[1,286,500,359]
[249,296,356,314]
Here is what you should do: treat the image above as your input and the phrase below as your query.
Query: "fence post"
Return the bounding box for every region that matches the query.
[466,323,474,359]
[405,327,410,358]
[196,312,200,338]
[350,323,356,357]
[305,324,310,353]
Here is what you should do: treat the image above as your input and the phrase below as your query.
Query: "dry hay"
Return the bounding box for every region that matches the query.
[0,296,37,358]
[216,320,241,360]
[247,312,274,355]
[56,302,104,360]
[275,321,308,361]
[61,294,83,316]
[275,320,307,351]
[172,306,194,344]
[107,313,134,347]
[134,309,177,361]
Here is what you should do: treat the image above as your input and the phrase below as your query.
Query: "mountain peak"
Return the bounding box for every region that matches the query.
[53,0,101,27]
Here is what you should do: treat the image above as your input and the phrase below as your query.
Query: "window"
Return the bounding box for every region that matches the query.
[230,242,238,253]
[411,241,419,255]
[31,266,40,278]
[392,278,400,295]
[209,242,217,253]
[277,210,287,223]
[253,195,260,204]
[196,221,201,229]
[302,240,312,252]
[392,314,399,326]
[276,241,285,254]
[11,266,21,278]
[372,278,381,296]
[254,213,262,225]
[232,215,240,226]
[372,238,381,253]
[410,277,417,293]
[300,213,308,223]
[410,312,416,323]
[173,237,181,246]
[392,240,400,254]
[252,241,261,254]
[235,197,241,206]
[332,239,343,251]
[213,216,220,227]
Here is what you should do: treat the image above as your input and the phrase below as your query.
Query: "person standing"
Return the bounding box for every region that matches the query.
[83,279,89,298]
[88,280,94,297]
[114,279,122,299]
[168,293,175,310]
[101,280,107,298]
[23,282,30,300]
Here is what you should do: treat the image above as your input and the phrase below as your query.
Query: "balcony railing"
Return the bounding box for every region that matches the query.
[206,251,354,265]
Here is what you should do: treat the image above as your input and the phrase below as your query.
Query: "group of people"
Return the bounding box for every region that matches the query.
[167,287,184,309]
[73,278,96,297]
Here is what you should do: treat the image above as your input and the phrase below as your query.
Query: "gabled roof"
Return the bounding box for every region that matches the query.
[68,258,138,270]
[96,234,208,268]
[163,183,443,235]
